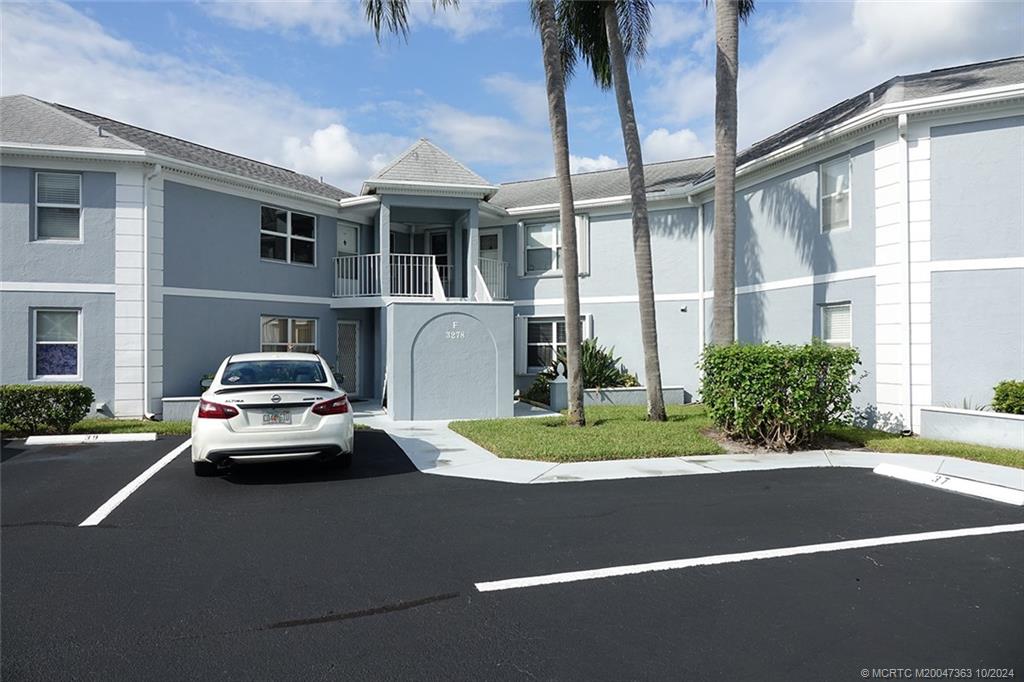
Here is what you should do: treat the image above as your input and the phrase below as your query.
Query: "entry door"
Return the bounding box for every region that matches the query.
[336,321,359,395]
[479,229,504,298]
[426,230,451,295]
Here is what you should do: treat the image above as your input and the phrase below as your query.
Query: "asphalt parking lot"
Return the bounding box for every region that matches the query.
[3,431,1023,681]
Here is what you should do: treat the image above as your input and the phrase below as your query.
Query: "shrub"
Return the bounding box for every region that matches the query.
[992,380,1024,415]
[523,339,639,405]
[0,384,95,434]
[699,341,861,450]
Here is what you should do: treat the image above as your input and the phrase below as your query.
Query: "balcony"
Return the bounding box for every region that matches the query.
[334,253,508,301]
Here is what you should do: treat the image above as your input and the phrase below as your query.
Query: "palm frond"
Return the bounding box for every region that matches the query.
[532,0,579,83]
[362,0,459,42]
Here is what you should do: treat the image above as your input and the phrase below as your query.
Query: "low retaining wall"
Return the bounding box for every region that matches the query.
[162,397,199,422]
[583,386,691,407]
[919,406,1024,450]
[550,383,690,411]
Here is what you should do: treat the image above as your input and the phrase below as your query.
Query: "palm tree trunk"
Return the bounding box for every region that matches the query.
[536,0,585,426]
[711,0,739,345]
[603,3,666,422]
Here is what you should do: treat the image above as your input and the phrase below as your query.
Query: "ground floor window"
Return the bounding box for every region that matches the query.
[821,303,852,347]
[526,317,568,372]
[260,316,317,353]
[34,309,81,378]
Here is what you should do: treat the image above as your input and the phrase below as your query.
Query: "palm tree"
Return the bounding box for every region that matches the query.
[557,0,666,422]
[364,0,587,426]
[710,0,755,345]
[532,0,586,426]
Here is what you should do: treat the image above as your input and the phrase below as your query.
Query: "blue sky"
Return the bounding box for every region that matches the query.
[2,1,1021,192]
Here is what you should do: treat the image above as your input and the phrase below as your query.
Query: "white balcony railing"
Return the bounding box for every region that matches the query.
[334,253,443,298]
[479,257,508,300]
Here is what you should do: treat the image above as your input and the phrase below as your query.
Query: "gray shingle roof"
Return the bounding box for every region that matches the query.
[0,95,141,151]
[488,156,714,210]
[366,138,493,192]
[0,95,351,201]
[695,55,1024,184]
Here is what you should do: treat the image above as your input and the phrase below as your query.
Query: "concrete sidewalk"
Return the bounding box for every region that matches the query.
[354,411,1024,493]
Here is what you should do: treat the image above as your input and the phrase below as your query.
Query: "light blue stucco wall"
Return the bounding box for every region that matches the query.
[0,166,115,283]
[931,115,1024,261]
[162,295,338,397]
[704,143,875,289]
[732,277,876,412]
[0,291,115,410]
[163,181,338,296]
[386,301,514,420]
[931,269,1024,407]
[504,207,700,302]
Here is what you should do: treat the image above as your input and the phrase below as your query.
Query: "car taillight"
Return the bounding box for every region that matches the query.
[198,399,239,419]
[312,396,349,416]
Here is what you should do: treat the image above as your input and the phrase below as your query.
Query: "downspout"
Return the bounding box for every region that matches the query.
[142,163,162,419]
[897,114,913,432]
[693,196,706,350]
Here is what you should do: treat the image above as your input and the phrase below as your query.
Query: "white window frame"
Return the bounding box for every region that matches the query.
[31,308,83,381]
[820,302,852,347]
[34,172,83,242]
[525,317,568,373]
[819,155,852,234]
[260,316,318,353]
[523,221,561,276]
[260,205,317,267]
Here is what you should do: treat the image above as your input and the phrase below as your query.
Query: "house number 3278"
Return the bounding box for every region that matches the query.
[445,321,465,340]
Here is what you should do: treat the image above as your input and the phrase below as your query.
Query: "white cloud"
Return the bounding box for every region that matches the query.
[647,3,707,50]
[202,0,367,45]
[422,103,550,172]
[645,0,1022,150]
[0,1,406,193]
[642,128,707,163]
[482,73,549,126]
[569,154,620,173]
[202,0,501,44]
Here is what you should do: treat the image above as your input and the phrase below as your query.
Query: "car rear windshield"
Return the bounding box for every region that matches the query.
[221,360,327,386]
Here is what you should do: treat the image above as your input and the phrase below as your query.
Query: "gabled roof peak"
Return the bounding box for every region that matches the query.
[363,138,496,197]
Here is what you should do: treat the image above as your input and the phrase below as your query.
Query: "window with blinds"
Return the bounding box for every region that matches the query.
[35,172,82,240]
[821,303,852,347]
[820,156,851,233]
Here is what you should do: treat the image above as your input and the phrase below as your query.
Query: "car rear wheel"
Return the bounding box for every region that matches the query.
[327,452,352,470]
[193,461,219,477]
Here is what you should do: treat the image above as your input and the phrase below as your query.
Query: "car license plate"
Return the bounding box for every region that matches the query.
[262,409,292,425]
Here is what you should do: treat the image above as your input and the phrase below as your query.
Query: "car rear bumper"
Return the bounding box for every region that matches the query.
[205,444,343,464]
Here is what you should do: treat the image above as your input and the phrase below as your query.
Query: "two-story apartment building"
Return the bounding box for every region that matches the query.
[1,56,1022,429]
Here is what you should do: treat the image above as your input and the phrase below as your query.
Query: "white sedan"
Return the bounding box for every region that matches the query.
[191,352,354,477]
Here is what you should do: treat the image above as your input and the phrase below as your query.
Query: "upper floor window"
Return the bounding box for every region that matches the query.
[525,222,561,274]
[260,316,317,353]
[820,156,851,233]
[261,206,316,265]
[821,303,852,347]
[34,309,81,379]
[35,172,81,241]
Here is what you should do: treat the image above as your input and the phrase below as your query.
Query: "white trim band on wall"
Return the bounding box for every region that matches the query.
[162,286,335,306]
[0,281,117,294]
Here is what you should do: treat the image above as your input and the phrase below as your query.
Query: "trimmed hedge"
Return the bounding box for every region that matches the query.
[0,384,94,434]
[992,380,1024,415]
[699,341,861,450]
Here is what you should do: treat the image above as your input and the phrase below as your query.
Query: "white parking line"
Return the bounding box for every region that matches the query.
[474,522,1024,592]
[79,439,192,527]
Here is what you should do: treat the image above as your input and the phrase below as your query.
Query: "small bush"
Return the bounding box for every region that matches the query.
[0,384,95,434]
[523,339,639,405]
[699,341,861,450]
[992,380,1024,415]
[523,374,551,405]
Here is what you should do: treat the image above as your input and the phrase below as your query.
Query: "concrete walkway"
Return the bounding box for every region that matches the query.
[354,410,1024,493]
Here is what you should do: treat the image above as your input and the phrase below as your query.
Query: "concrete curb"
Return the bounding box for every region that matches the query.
[25,433,159,446]
[355,414,1024,497]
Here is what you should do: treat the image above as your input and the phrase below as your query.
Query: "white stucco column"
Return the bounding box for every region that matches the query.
[466,208,479,301]
[379,201,390,297]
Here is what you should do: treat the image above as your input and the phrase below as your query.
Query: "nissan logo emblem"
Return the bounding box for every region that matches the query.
[271,394,281,403]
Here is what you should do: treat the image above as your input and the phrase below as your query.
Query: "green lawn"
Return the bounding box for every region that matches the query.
[824,423,1024,470]
[449,404,725,462]
[450,404,1024,469]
